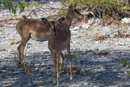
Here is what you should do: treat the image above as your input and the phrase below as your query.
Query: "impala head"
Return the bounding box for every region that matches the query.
[68,4,84,20]
[50,17,65,37]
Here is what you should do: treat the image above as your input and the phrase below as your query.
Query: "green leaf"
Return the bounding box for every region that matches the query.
[73,51,77,58]
[12,8,16,15]
[58,9,65,14]
[66,56,69,60]
[120,58,123,64]
[123,60,127,66]
[4,0,8,8]
[127,71,130,75]
[128,63,130,68]
[62,0,66,2]
[19,2,25,13]
[0,1,1,5]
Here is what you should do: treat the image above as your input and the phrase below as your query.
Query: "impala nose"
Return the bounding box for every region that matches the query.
[53,34,57,37]
[79,15,84,20]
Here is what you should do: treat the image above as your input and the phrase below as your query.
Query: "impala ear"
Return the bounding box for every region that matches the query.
[69,3,73,9]
[22,15,27,19]
[69,3,75,10]
[74,3,76,8]
[42,18,49,24]
[42,18,52,27]
[56,17,65,25]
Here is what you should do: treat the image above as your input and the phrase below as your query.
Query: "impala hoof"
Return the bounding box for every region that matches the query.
[53,80,56,84]
[18,62,22,68]
[56,83,59,86]
[70,77,73,80]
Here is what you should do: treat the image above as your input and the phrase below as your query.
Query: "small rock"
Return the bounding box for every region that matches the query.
[84,82,89,86]
[35,64,40,67]
[88,18,95,24]
[82,24,89,29]
[81,68,85,72]
[27,43,32,45]
[0,14,2,17]
[72,70,77,74]
[46,71,52,75]
[121,52,126,56]
[93,86,100,87]
[122,76,128,81]
[93,73,101,79]
[11,81,21,87]
[79,59,85,64]
[121,18,130,24]
[40,68,44,73]
[78,30,84,33]
[0,84,3,87]
[0,32,3,35]
[66,73,69,76]
[35,67,38,71]
[46,79,53,83]
[110,34,115,38]
[50,1,53,4]
[42,62,45,65]
[73,26,79,30]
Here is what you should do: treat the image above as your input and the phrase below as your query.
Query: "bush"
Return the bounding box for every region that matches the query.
[62,0,130,10]
[0,0,38,15]
[119,58,130,76]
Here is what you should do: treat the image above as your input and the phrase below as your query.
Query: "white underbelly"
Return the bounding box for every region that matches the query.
[31,34,48,41]
[61,48,66,51]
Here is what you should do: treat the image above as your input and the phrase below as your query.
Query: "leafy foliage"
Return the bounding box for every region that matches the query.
[58,9,65,14]
[0,0,39,15]
[62,0,130,10]
[62,51,79,71]
[119,58,130,76]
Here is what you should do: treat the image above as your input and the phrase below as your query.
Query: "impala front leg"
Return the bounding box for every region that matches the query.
[17,44,22,67]
[60,52,65,76]
[57,52,60,86]
[51,51,56,84]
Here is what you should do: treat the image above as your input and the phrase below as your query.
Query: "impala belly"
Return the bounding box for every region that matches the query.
[31,31,50,41]
[51,39,68,52]
[60,40,68,50]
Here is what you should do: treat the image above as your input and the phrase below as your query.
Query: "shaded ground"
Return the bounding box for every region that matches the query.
[0,1,130,87]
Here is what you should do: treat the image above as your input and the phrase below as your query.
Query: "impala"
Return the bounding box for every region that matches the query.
[48,4,84,85]
[16,16,65,70]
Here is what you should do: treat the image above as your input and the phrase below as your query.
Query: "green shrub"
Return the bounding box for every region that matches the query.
[62,51,79,71]
[58,9,65,14]
[62,0,130,10]
[119,58,130,76]
[0,0,39,15]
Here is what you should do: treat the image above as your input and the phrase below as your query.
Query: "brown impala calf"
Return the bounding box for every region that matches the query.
[16,16,65,70]
[48,4,84,85]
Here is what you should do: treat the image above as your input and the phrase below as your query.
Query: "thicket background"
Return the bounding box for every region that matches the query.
[1,0,130,15]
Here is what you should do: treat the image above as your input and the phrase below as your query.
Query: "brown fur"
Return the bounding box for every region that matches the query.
[16,17,65,69]
[48,4,84,85]
[16,19,51,39]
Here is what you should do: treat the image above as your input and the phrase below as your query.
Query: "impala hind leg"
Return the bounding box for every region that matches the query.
[17,43,22,67]
[17,36,30,68]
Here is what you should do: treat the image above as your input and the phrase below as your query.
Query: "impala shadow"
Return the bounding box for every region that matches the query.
[0,49,130,87]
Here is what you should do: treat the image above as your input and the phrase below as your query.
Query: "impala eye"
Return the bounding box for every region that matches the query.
[74,9,81,13]
[74,9,78,12]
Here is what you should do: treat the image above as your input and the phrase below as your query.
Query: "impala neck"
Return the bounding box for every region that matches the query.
[64,10,73,29]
